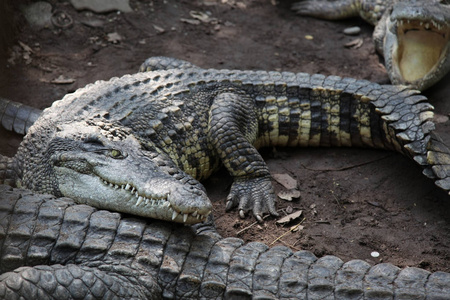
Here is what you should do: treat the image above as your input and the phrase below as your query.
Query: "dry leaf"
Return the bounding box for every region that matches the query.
[190,11,211,22]
[51,75,75,84]
[344,38,363,49]
[278,189,301,201]
[291,224,304,232]
[273,173,298,190]
[153,24,165,34]
[107,32,122,43]
[276,210,303,225]
[180,18,201,25]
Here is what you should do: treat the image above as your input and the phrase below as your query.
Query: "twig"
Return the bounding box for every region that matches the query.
[300,154,394,172]
[269,218,305,246]
[270,235,303,251]
[235,214,270,235]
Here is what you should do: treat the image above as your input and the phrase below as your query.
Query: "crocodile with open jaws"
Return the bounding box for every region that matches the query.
[1,57,450,297]
[0,185,449,299]
[2,56,450,225]
[292,0,450,91]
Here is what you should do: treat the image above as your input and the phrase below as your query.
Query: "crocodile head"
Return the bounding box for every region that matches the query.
[383,0,450,90]
[15,119,212,224]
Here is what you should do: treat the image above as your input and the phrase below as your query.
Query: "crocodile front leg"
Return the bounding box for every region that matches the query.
[208,92,278,222]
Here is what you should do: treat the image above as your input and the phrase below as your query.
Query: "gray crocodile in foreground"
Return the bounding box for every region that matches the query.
[1,56,450,225]
[1,185,450,299]
[292,0,450,91]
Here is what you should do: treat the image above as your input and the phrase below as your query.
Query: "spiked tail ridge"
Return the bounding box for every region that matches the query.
[425,132,450,193]
[0,97,42,135]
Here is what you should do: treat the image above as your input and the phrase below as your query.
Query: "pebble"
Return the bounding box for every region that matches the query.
[22,1,53,29]
[343,26,361,36]
[371,251,380,258]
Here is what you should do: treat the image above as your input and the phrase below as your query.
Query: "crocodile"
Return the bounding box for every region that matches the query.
[292,0,450,91]
[1,185,450,299]
[1,56,450,225]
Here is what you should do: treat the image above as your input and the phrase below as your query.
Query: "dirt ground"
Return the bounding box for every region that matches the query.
[1,0,450,273]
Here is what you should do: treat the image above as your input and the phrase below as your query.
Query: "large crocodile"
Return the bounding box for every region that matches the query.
[292,0,450,91]
[1,185,449,299]
[1,56,450,225]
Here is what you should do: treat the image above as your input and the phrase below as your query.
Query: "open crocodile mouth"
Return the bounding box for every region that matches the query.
[99,178,209,223]
[395,19,450,83]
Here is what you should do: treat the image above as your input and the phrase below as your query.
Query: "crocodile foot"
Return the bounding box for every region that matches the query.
[225,176,279,222]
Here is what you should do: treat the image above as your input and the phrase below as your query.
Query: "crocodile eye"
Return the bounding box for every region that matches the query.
[110,149,124,159]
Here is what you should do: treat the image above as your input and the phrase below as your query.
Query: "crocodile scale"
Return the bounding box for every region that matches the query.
[1,185,449,299]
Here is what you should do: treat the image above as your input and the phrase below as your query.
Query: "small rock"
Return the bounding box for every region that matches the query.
[371,251,380,258]
[70,0,132,13]
[343,26,361,35]
[22,2,53,29]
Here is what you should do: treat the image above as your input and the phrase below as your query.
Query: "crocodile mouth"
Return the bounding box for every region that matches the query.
[99,178,209,223]
[395,19,450,83]
[54,163,211,224]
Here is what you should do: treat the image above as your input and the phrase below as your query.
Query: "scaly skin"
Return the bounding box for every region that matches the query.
[292,0,450,91]
[1,185,450,299]
[1,57,449,224]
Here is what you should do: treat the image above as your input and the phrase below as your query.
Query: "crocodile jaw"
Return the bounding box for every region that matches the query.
[55,166,211,224]
[384,4,450,90]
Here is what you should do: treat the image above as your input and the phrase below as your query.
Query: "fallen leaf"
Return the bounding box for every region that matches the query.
[434,114,449,124]
[180,18,201,25]
[107,32,122,43]
[51,75,75,84]
[153,24,165,34]
[190,11,211,22]
[291,224,304,232]
[272,173,298,190]
[344,38,363,49]
[276,210,303,225]
[278,189,301,201]
[18,41,34,53]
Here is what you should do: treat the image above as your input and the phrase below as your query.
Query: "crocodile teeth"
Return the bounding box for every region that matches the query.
[135,191,139,197]
[136,196,144,206]
[125,184,131,190]
[172,211,179,220]
[183,214,188,223]
[131,187,136,193]
[192,211,198,217]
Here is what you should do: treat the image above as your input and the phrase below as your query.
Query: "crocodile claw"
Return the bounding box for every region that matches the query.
[226,176,279,221]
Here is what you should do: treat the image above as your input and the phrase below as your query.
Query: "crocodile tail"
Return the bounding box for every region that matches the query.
[425,132,450,193]
[0,97,42,135]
